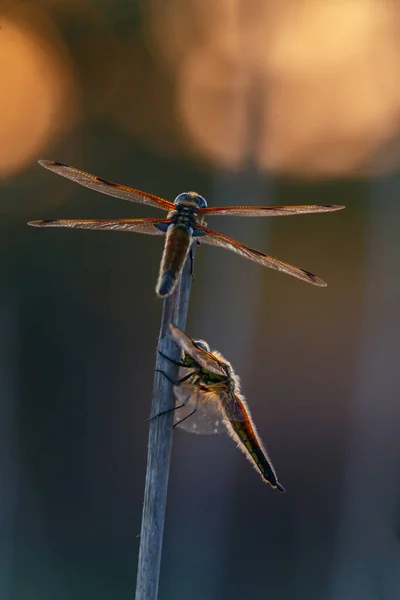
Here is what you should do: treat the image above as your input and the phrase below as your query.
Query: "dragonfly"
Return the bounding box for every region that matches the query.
[29,160,345,297]
[158,323,285,492]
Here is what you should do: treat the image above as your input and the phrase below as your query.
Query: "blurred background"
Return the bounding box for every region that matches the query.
[1,0,400,598]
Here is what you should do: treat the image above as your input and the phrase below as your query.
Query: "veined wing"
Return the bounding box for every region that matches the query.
[198,204,345,217]
[196,225,327,287]
[38,160,174,211]
[170,324,227,377]
[173,382,245,434]
[28,217,169,233]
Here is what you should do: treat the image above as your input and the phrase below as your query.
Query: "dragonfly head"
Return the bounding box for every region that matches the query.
[182,339,210,367]
[174,191,207,209]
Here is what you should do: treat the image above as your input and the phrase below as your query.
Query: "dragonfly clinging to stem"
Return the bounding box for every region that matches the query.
[156,323,285,492]
[29,160,345,296]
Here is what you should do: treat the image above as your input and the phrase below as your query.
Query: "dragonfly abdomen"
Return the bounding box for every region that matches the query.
[156,225,192,297]
[227,416,285,492]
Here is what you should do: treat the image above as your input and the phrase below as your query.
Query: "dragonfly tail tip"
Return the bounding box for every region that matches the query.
[156,272,176,298]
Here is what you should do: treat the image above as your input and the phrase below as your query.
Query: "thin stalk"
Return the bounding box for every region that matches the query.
[135,249,195,600]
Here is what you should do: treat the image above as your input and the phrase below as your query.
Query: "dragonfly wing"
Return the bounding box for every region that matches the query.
[196,225,327,287]
[219,392,248,422]
[169,324,227,377]
[28,218,169,233]
[38,161,174,211]
[199,204,345,216]
[173,383,240,434]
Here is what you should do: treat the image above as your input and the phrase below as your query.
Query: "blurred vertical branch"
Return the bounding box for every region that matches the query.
[135,250,195,600]
[329,185,400,600]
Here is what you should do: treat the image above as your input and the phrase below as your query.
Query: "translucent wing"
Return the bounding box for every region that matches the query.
[28,218,169,233]
[198,204,345,216]
[38,160,174,211]
[173,391,227,434]
[195,225,327,287]
[169,324,227,377]
[173,382,245,435]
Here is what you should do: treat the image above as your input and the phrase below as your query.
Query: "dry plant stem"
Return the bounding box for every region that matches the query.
[135,249,195,600]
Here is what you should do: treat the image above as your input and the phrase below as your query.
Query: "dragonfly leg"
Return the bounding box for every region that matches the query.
[175,372,197,384]
[157,350,187,368]
[149,403,186,421]
[155,369,194,385]
[174,409,197,429]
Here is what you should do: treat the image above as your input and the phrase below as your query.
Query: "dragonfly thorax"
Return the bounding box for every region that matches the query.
[174,191,207,209]
[182,340,233,385]
[183,353,196,368]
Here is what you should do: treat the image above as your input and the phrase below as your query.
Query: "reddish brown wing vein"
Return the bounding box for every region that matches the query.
[28,218,168,233]
[38,160,174,211]
[198,204,345,216]
[170,324,228,377]
[196,225,327,286]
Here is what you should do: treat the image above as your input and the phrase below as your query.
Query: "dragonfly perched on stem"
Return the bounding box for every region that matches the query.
[29,160,344,297]
[156,323,285,492]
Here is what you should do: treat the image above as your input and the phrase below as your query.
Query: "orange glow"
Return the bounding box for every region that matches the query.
[0,4,78,178]
[145,0,400,177]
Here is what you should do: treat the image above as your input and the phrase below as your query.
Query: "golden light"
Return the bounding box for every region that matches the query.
[145,0,400,177]
[256,0,400,176]
[0,4,78,178]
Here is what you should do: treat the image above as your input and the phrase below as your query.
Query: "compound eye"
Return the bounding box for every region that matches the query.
[174,193,188,205]
[194,340,210,352]
[195,195,207,208]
